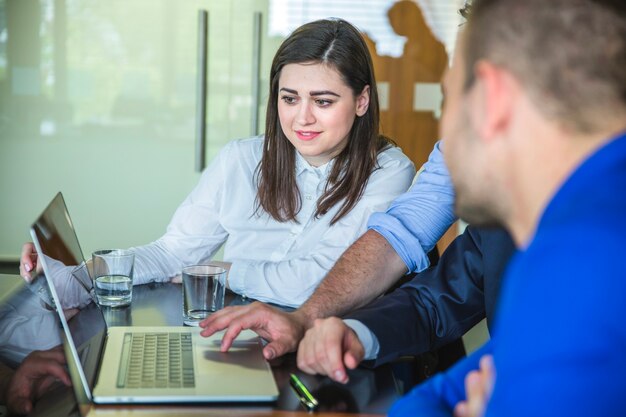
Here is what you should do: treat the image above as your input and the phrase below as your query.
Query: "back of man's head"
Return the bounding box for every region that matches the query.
[461,0,626,134]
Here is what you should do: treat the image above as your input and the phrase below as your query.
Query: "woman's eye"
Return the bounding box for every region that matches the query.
[315,99,333,107]
[281,96,297,104]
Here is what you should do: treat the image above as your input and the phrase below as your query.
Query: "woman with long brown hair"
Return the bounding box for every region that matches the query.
[21,18,415,308]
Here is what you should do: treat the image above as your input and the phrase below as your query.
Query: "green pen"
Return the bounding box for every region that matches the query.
[289,373,319,411]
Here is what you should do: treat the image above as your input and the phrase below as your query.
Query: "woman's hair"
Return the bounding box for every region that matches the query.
[256,18,392,226]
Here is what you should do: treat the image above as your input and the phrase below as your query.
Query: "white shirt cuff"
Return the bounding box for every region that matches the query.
[226,260,249,297]
[344,319,380,361]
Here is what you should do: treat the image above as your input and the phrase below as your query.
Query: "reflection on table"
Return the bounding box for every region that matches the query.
[14,281,402,416]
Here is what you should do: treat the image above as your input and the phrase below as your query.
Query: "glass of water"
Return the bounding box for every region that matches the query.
[92,249,135,308]
[182,265,226,326]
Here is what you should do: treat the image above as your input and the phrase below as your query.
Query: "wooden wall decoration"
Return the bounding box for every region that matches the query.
[364,1,458,252]
[364,0,448,168]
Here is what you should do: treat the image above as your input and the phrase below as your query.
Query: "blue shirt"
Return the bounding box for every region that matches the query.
[368,141,456,273]
[390,132,626,416]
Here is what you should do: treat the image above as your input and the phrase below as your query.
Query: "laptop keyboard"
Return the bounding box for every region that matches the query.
[116,332,195,389]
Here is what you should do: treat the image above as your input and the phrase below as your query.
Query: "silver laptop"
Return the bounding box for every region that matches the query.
[30,192,279,405]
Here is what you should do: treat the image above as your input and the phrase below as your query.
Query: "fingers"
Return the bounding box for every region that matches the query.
[9,396,34,415]
[297,318,348,383]
[19,263,32,281]
[36,374,66,397]
[20,242,38,281]
[262,331,299,361]
[297,317,362,384]
[31,346,66,364]
[199,304,269,352]
[343,330,365,370]
[479,355,495,398]
[220,321,247,352]
[199,302,302,361]
[454,400,470,417]
[33,360,71,387]
[199,306,250,338]
[216,303,286,353]
[466,371,484,416]
[21,349,71,385]
[7,348,72,415]
[325,327,349,383]
[262,340,285,361]
[261,312,303,360]
[453,371,481,417]
[455,356,494,417]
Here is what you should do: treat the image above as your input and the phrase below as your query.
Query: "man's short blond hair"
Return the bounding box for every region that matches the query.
[460,0,626,134]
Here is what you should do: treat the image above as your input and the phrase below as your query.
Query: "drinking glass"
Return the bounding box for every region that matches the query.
[182,264,226,326]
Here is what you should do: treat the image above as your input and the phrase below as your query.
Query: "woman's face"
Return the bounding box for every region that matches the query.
[277,62,370,167]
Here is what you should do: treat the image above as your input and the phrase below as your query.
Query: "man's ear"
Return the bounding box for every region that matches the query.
[356,85,370,117]
[470,61,517,143]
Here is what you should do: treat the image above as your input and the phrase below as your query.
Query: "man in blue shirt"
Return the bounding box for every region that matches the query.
[390,0,626,416]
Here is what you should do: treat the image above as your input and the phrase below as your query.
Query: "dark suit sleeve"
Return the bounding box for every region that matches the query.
[344,226,488,366]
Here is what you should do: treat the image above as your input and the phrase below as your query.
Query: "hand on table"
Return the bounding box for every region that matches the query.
[297,317,364,384]
[454,355,495,417]
[5,347,72,415]
[199,301,306,360]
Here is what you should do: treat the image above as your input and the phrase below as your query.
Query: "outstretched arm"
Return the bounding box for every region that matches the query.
[200,142,455,357]
[345,226,504,366]
[198,230,406,360]
[296,229,407,323]
[297,141,455,323]
[295,227,513,383]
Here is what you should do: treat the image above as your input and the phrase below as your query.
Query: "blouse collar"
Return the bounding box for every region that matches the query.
[295,151,335,179]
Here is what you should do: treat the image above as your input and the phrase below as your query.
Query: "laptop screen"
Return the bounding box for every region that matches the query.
[30,192,107,405]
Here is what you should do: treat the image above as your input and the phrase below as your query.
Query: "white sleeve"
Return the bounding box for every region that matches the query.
[0,291,62,365]
[131,145,230,285]
[344,319,380,360]
[37,256,93,310]
[226,149,416,307]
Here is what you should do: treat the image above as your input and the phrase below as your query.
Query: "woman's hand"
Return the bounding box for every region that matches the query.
[19,242,40,282]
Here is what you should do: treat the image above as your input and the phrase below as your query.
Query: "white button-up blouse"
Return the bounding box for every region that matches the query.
[132,135,415,307]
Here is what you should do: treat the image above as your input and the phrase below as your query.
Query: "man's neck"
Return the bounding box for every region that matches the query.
[506,125,622,248]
